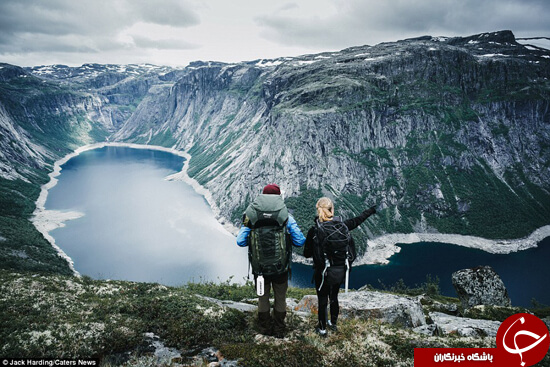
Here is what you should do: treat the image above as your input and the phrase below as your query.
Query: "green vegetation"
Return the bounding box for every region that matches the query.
[442,163,550,238]
[284,187,323,230]
[284,188,323,255]
[185,277,257,301]
[530,299,550,319]
[381,128,550,240]
[186,277,316,304]
[463,305,530,322]
[0,271,250,360]
[187,133,238,186]
[0,79,109,153]
[148,128,177,147]
[5,270,541,366]
[375,275,442,298]
[332,146,393,170]
[0,177,73,276]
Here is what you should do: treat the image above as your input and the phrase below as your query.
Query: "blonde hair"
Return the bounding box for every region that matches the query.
[316,197,334,222]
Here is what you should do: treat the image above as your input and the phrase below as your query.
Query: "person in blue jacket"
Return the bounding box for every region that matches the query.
[237,184,305,337]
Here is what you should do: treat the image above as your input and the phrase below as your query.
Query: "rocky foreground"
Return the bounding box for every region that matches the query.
[1,268,548,367]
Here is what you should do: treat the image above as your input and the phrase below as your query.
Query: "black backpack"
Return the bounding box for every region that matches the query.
[245,194,291,278]
[313,217,355,290]
[314,217,353,268]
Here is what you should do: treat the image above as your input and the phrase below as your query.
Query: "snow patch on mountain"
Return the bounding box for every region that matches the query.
[517,37,550,50]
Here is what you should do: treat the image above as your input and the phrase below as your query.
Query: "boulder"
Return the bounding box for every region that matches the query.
[294,290,426,328]
[452,266,511,309]
[196,295,257,312]
[293,295,319,314]
[415,312,501,338]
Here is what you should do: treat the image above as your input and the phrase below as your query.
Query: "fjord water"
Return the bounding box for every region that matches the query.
[46,146,248,285]
[47,146,549,307]
[291,238,550,307]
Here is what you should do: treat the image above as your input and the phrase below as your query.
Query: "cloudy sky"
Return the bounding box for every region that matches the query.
[1,0,549,67]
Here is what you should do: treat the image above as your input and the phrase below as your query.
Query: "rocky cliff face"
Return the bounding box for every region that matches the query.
[114,31,550,251]
[1,31,549,264]
[0,63,185,178]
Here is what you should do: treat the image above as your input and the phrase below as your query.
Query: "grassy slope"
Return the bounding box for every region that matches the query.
[3,270,549,366]
[0,177,74,275]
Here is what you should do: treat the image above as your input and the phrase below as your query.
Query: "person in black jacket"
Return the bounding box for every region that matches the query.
[303,197,376,336]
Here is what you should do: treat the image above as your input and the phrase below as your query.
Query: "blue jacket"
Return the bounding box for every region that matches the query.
[236,214,305,247]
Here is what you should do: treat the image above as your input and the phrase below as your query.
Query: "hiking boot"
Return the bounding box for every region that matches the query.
[273,311,287,338]
[258,311,273,336]
[328,320,338,332]
[315,327,328,337]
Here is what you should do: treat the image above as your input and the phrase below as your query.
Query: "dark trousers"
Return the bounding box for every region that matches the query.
[315,271,341,330]
[258,276,288,313]
[256,273,289,336]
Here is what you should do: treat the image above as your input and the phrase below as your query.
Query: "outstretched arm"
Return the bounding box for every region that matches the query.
[344,206,376,231]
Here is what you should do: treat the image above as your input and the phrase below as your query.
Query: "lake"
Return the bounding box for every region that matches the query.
[290,238,550,308]
[46,146,248,285]
[46,146,548,307]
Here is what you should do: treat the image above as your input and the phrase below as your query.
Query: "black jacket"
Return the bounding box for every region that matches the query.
[303,207,375,269]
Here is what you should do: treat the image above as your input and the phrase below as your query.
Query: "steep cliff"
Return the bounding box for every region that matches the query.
[0,31,549,270]
[115,31,550,253]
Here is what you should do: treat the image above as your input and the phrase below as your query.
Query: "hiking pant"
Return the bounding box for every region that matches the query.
[257,274,288,313]
[315,271,341,330]
[257,274,288,336]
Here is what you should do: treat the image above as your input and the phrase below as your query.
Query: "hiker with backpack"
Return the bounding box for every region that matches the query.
[236,184,306,337]
[303,197,376,337]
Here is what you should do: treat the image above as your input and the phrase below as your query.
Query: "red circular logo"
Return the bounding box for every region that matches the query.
[496,313,550,367]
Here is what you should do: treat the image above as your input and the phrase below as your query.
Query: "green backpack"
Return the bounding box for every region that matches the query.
[245,194,291,278]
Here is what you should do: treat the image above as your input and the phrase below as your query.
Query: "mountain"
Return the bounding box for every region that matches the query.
[112,30,550,250]
[0,30,549,273]
[0,62,185,273]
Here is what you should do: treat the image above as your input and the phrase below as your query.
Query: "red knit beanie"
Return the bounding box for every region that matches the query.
[262,184,281,195]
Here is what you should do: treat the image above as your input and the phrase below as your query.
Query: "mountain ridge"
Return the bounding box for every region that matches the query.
[0,30,549,272]
[111,30,550,251]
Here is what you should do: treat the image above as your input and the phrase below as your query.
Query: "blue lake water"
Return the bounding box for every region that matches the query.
[47,146,549,307]
[291,238,550,307]
[46,146,248,285]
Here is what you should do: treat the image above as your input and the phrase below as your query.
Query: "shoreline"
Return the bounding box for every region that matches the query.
[31,142,237,275]
[354,225,550,266]
[291,227,550,266]
[164,151,239,236]
[32,142,550,273]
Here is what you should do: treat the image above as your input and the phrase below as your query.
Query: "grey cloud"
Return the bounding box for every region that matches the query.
[277,3,300,12]
[132,36,200,50]
[0,0,201,55]
[256,0,550,49]
[0,0,126,36]
[0,36,99,54]
[132,0,200,27]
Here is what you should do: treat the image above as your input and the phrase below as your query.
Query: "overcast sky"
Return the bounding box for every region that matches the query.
[1,0,549,67]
